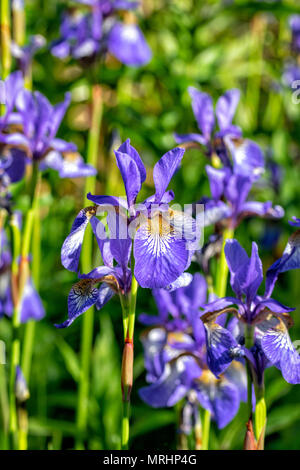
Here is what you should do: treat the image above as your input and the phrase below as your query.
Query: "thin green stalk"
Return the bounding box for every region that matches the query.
[76,83,102,450]
[245,325,254,417]
[215,227,234,299]
[202,409,211,450]
[8,215,21,449]
[21,174,41,384]
[254,381,266,449]
[121,400,130,450]
[120,269,138,450]
[12,0,25,46]
[0,364,9,449]
[0,0,12,79]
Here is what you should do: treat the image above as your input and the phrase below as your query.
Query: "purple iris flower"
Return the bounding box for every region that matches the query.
[11,35,46,77]
[0,88,96,178]
[175,87,264,179]
[201,165,284,229]
[51,0,151,67]
[0,229,45,323]
[289,15,300,53]
[265,219,300,296]
[138,274,247,429]
[57,140,197,327]
[201,239,300,384]
[56,210,132,328]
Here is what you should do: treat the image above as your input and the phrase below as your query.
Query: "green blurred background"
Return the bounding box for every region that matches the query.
[2,0,300,449]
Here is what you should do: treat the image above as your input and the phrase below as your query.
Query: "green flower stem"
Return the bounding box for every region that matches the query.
[12,0,25,47]
[76,83,102,450]
[120,270,138,450]
[201,408,211,451]
[215,227,234,300]
[8,215,21,449]
[0,0,12,79]
[254,381,266,449]
[21,173,41,384]
[0,364,9,449]
[201,225,234,451]
[245,325,254,417]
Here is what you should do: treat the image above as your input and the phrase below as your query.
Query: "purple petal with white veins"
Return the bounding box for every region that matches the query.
[261,317,300,384]
[55,279,99,328]
[204,322,238,377]
[134,214,190,288]
[61,208,96,272]
[95,283,115,310]
[226,137,264,181]
[202,199,232,226]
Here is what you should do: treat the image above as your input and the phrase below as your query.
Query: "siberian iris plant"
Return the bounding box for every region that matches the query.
[200,238,300,448]
[51,1,151,449]
[56,139,198,448]
[51,0,151,66]
[138,273,247,450]
[0,87,96,179]
[175,87,264,175]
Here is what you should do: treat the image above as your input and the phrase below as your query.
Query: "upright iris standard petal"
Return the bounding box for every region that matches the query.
[55,279,99,328]
[139,355,202,408]
[215,88,240,132]
[242,242,263,303]
[153,148,185,202]
[114,150,141,209]
[188,87,214,140]
[133,212,190,288]
[117,139,146,183]
[225,239,249,298]
[261,317,300,384]
[206,165,229,202]
[108,23,151,66]
[61,207,97,272]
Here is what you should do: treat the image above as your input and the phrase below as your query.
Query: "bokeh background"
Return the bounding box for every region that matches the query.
[2,0,300,450]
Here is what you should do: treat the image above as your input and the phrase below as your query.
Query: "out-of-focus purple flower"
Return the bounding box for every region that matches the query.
[138,273,247,429]
[11,35,46,76]
[51,1,151,67]
[201,239,300,384]
[175,87,264,180]
[289,15,300,53]
[0,89,96,178]
[15,366,30,403]
[0,226,45,323]
[0,71,24,131]
[201,165,283,229]
[282,63,300,90]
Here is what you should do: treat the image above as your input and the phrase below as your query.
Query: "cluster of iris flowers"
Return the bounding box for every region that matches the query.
[1,0,300,452]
